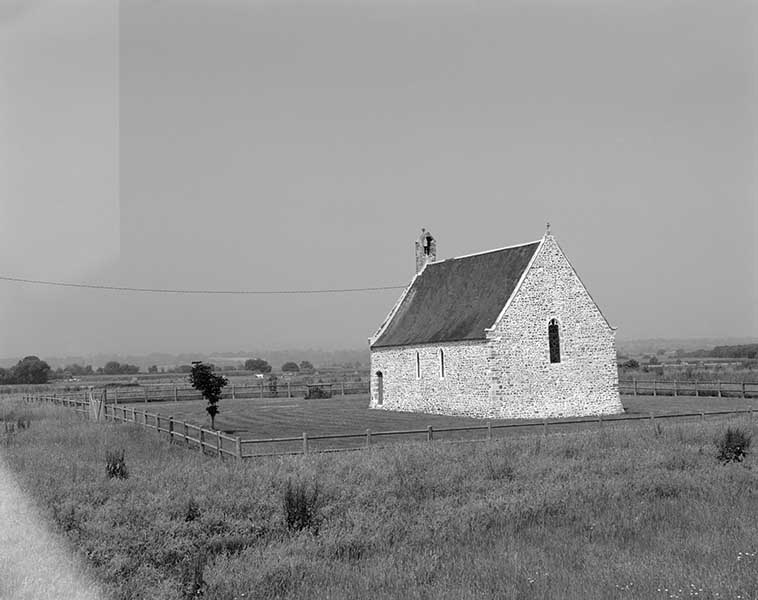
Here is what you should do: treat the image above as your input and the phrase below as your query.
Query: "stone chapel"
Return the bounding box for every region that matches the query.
[368,228,622,419]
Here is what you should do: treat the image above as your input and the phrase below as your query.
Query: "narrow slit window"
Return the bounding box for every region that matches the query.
[416,351,420,378]
[548,318,561,363]
[439,349,445,378]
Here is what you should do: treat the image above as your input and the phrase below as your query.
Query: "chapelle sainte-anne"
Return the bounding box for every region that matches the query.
[368,228,622,419]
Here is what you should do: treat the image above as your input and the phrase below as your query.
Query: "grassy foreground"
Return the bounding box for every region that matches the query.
[1,399,757,600]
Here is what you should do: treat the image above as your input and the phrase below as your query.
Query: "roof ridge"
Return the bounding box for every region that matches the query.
[440,239,542,263]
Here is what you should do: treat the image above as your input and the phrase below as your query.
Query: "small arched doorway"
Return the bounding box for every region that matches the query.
[375,371,384,405]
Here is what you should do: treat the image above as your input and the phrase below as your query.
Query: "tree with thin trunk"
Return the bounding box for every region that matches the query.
[189,361,227,430]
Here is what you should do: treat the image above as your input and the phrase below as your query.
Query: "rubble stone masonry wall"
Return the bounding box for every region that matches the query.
[369,340,490,416]
[485,235,622,418]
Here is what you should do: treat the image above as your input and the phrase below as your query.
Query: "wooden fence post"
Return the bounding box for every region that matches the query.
[365,428,372,447]
[700,412,704,422]
[487,421,492,441]
[168,416,174,441]
[231,384,236,400]
[543,420,548,435]
[633,379,637,397]
[144,387,148,403]
[131,407,136,422]
[653,379,657,397]
[260,381,264,399]
[718,381,722,398]
[695,384,699,397]
[598,415,604,428]
[673,380,678,397]
[217,430,222,459]
[114,388,118,405]
[235,436,242,459]
[302,432,308,454]
[742,382,747,399]
[184,422,189,447]
[427,425,433,442]
[287,381,291,398]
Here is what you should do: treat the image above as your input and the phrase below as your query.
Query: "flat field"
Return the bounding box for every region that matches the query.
[1,398,756,600]
[121,393,758,443]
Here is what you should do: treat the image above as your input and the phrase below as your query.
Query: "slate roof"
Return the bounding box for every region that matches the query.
[371,241,541,348]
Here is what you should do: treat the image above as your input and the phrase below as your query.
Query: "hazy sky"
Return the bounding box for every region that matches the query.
[1,0,756,358]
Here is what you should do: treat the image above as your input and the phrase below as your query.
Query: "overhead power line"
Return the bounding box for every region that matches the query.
[0,275,406,295]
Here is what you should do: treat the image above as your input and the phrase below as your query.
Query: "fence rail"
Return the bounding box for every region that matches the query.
[99,379,758,403]
[99,381,370,404]
[10,379,758,404]
[618,379,758,398]
[238,408,756,457]
[26,393,241,458]
[25,392,756,459]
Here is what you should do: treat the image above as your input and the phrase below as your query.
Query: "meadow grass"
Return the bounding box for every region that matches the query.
[1,397,757,599]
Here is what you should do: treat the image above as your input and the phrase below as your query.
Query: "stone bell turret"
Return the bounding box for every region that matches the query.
[415,228,436,274]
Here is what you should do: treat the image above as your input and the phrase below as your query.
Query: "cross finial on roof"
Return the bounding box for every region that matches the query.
[546,221,551,235]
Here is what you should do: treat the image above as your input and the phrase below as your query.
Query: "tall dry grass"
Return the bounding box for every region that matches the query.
[1,397,756,599]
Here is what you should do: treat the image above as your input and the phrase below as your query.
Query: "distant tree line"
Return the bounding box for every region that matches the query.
[244,358,271,373]
[0,356,52,384]
[710,344,758,359]
[242,358,315,374]
[0,355,364,385]
[675,344,758,360]
[51,361,140,377]
[100,361,140,375]
[54,363,95,378]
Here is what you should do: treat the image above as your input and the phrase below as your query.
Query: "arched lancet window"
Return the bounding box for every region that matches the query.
[439,349,445,378]
[548,318,561,363]
[416,351,420,378]
[375,371,383,405]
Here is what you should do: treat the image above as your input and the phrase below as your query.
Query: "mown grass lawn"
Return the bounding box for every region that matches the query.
[120,393,758,441]
[1,397,757,600]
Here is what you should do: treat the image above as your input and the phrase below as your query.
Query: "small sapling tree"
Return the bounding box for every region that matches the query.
[189,361,228,430]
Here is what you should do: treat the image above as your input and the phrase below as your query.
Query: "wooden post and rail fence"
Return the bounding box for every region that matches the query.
[620,379,758,398]
[24,392,241,459]
[43,378,758,406]
[23,389,756,460]
[102,380,368,405]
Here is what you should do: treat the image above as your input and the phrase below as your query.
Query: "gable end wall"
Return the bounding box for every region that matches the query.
[486,235,622,418]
